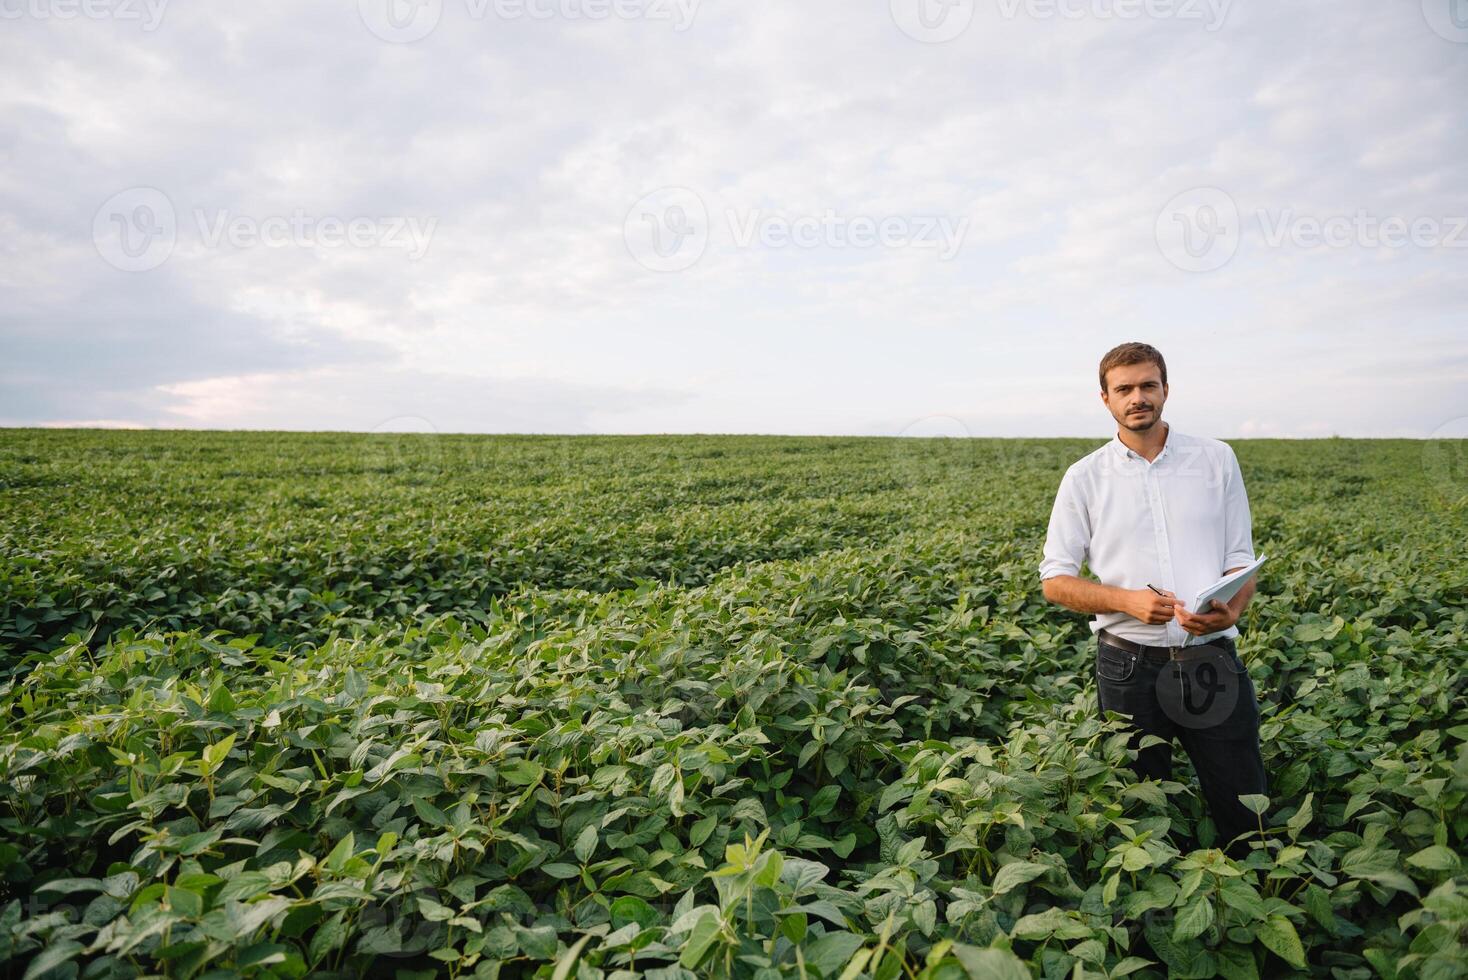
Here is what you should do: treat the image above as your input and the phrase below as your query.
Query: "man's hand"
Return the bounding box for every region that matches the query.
[1128,588,1179,624]
[1174,599,1238,636]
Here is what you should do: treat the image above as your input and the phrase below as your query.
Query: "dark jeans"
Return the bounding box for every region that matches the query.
[1095,634,1269,858]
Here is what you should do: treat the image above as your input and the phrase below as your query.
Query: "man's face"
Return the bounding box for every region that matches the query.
[1101,362,1167,432]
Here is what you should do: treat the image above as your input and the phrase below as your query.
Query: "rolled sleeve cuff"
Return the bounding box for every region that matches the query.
[1038,557,1080,581]
[1223,552,1257,570]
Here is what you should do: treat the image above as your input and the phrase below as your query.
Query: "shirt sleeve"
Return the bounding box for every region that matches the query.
[1039,467,1090,581]
[1222,446,1257,570]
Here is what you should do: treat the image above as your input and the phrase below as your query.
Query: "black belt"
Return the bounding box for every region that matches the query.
[1097,627,1234,662]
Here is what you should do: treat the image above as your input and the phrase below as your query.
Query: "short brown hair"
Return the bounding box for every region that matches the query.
[1099,342,1167,393]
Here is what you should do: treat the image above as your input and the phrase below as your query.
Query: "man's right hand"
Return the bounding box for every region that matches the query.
[1128,587,1179,624]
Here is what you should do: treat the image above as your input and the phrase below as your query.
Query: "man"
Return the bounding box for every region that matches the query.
[1038,341,1267,859]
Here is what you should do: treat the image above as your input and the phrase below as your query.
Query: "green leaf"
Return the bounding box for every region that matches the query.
[1254,915,1307,970]
[755,850,784,889]
[23,939,84,980]
[991,861,1047,896]
[1303,885,1336,932]
[1123,781,1168,807]
[1174,894,1215,942]
[325,832,355,873]
[1285,793,1313,837]
[309,912,347,964]
[1219,881,1266,922]
[574,824,597,864]
[344,668,368,700]
[551,933,592,980]
[412,797,450,828]
[34,878,104,896]
[610,896,657,931]
[679,911,721,969]
[1213,942,1260,980]
[690,814,717,847]
[1237,794,1270,816]
[950,944,1031,980]
[808,785,841,818]
[1011,908,1091,940]
[514,923,558,959]
[202,733,237,773]
[803,931,866,976]
[1121,845,1151,872]
[1407,846,1460,872]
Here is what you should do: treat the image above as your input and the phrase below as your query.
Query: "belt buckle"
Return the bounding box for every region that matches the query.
[1168,644,1183,661]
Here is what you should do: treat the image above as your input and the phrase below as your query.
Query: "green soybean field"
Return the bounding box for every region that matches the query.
[1,429,1464,980]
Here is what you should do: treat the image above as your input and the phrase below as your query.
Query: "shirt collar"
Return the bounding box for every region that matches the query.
[1111,420,1172,462]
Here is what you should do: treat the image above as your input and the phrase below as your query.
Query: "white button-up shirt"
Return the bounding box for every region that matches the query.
[1039,421,1257,646]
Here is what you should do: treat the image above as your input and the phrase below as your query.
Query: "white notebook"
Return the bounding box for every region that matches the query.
[1183,555,1268,645]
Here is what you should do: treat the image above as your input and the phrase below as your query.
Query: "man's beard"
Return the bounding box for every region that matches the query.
[1123,410,1159,431]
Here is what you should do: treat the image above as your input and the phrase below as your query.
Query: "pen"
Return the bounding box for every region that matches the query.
[1146,583,1166,595]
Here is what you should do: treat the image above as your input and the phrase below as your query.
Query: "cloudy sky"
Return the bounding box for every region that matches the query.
[2,0,1465,438]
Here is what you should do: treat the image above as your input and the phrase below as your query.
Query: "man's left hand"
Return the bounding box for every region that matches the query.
[1174,599,1237,636]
